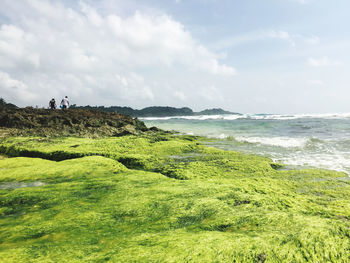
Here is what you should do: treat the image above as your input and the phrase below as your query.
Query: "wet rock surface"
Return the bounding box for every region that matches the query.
[0,181,46,190]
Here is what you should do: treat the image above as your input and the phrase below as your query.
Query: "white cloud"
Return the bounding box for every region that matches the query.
[141,86,155,100]
[0,24,40,70]
[308,80,324,86]
[307,56,341,67]
[174,91,186,101]
[115,74,128,87]
[267,30,290,40]
[200,86,224,102]
[0,71,37,102]
[267,30,295,46]
[297,0,307,4]
[305,36,320,45]
[214,30,319,49]
[289,0,310,4]
[0,0,235,106]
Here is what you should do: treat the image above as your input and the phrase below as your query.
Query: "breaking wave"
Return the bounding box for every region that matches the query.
[210,135,328,149]
[141,112,350,121]
[232,136,309,148]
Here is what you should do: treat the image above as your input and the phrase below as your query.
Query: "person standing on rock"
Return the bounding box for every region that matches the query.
[60,96,70,109]
[49,98,56,109]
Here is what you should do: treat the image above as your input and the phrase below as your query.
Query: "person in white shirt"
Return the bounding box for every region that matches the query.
[60,96,69,109]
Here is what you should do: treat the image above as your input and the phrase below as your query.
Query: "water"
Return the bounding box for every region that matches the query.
[0,181,45,190]
[143,113,350,175]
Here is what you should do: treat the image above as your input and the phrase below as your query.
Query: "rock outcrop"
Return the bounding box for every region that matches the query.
[0,108,149,137]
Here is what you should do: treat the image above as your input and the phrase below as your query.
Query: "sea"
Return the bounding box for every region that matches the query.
[142,113,350,175]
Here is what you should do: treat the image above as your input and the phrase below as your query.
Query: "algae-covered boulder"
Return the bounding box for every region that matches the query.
[1,135,350,262]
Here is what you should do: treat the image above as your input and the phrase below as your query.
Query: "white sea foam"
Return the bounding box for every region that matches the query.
[218,133,228,139]
[141,114,242,121]
[208,135,350,175]
[142,112,350,121]
[275,153,350,175]
[249,113,350,120]
[234,136,308,148]
[223,114,246,120]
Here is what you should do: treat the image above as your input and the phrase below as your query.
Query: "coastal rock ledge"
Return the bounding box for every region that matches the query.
[0,108,149,137]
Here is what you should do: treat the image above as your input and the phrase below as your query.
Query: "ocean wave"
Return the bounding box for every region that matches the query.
[142,114,243,121]
[275,153,350,175]
[250,113,350,120]
[213,136,350,174]
[142,112,350,121]
[233,136,309,148]
[210,135,329,149]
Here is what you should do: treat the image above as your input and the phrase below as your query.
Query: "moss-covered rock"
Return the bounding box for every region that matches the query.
[0,134,349,262]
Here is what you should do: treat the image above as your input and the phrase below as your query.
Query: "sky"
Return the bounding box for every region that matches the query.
[0,0,349,113]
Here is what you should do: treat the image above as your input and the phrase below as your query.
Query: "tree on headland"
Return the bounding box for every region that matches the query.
[0,98,18,109]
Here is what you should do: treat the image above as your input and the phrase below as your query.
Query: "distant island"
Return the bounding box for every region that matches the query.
[70,105,240,117]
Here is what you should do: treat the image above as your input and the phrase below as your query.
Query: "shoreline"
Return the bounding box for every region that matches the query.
[143,116,350,176]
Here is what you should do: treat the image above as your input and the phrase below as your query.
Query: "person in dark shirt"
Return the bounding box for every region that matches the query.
[49,98,56,109]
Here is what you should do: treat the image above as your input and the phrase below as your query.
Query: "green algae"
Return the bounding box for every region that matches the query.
[0,135,278,180]
[0,134,349,262]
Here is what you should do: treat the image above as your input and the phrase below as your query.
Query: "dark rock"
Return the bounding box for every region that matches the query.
[0,108,150,137]
[149,126,160,132]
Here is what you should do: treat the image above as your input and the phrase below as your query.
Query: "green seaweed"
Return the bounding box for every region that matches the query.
[0,134,349,262]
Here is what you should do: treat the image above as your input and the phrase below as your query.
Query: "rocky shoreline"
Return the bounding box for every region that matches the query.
[0,107,156,137]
